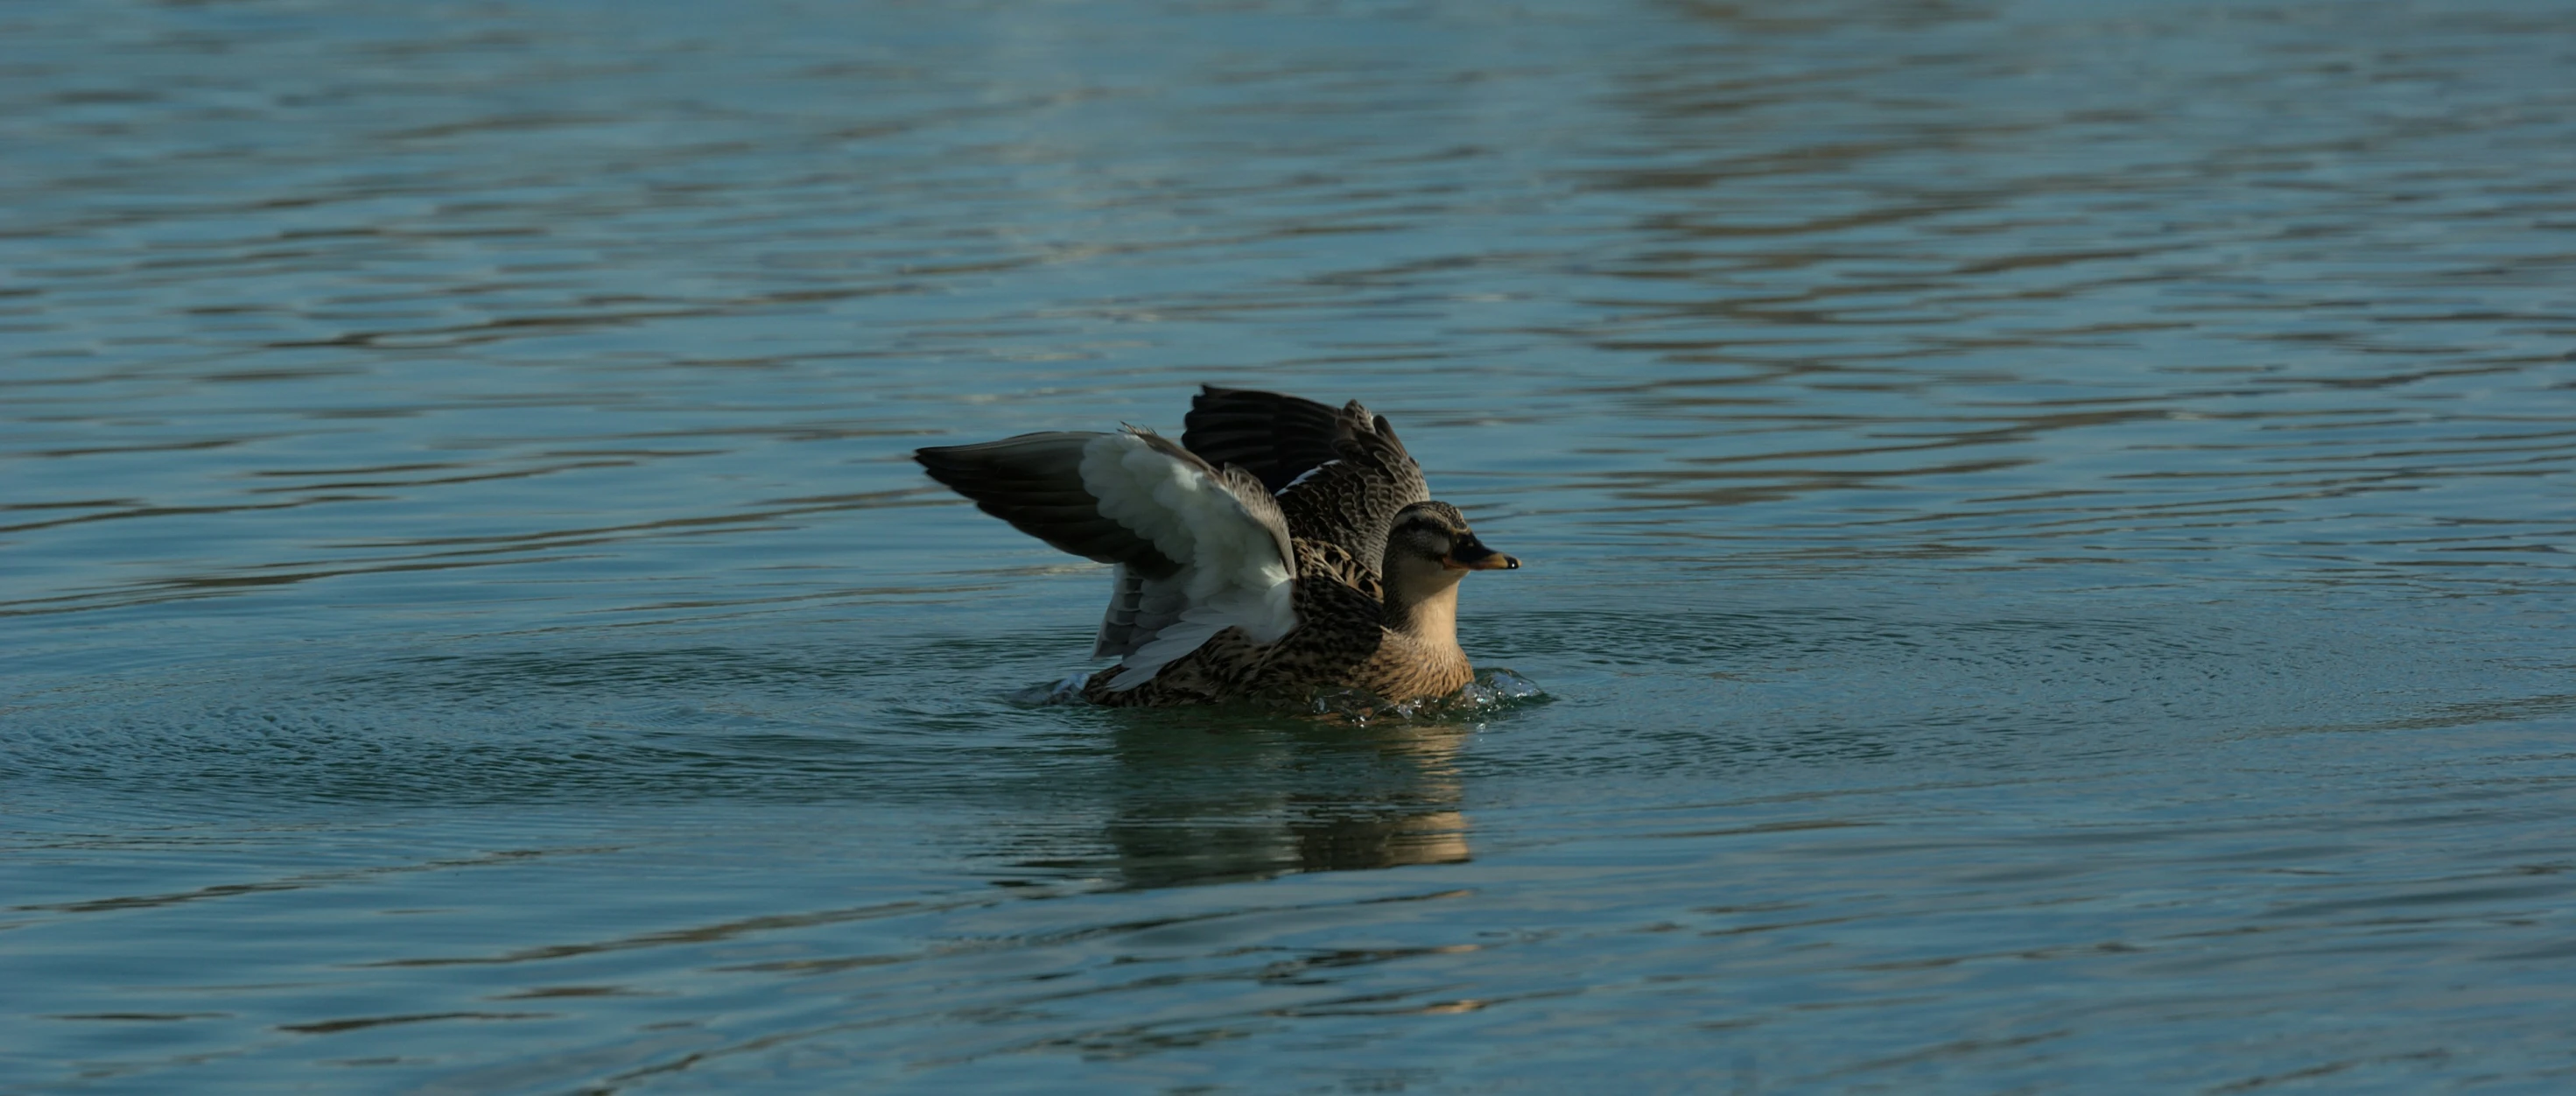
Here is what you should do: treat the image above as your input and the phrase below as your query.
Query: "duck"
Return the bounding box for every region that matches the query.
[914,385,1520,707]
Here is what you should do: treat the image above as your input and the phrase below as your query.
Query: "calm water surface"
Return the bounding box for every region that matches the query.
[7,0,2576,1092]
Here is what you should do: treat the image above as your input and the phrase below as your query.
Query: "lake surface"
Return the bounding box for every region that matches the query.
[7,0,2576,1091]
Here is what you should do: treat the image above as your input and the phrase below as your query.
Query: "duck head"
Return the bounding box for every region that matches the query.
[1381,501,1518,632]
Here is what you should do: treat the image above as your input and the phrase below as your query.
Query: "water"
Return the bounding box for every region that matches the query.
[6,0,2575,1091]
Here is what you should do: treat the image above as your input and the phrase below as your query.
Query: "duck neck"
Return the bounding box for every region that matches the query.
[1382,565,1464,648]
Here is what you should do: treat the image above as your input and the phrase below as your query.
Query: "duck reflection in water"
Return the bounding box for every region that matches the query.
[1063,713,1478,889]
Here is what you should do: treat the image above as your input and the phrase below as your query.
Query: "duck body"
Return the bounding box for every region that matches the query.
[1082,535,1470,708]
[914,387,1518,708]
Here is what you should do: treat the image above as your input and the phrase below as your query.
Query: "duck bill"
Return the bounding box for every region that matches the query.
[1442,537,1522,572]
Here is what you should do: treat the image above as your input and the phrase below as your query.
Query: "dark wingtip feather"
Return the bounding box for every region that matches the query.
[1182,387,1355,493]
[911,431,1186,578]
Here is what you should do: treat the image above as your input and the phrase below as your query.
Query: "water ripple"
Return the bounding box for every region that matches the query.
[9,0,2576,1092]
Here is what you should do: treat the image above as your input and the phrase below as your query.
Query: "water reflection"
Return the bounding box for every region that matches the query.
[1076,718,1476,889]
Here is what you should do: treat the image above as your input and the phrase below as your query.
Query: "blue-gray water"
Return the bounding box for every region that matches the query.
[6,0,2575,1091]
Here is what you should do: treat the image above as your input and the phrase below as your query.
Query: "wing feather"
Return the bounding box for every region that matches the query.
[1182,386,1428,581]
[1076,431,1297,689]
[913,432,1184,577]
[1181,387,1354,493]
[916,427,1299,690]
[1094,563,1191,658]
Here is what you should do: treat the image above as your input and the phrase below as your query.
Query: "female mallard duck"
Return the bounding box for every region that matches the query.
[915,386,1520,707]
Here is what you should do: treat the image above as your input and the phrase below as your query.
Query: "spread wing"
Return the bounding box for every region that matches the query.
[1183,386,1429,583]
[1177,387,1355,493]
[914,427,1297,691]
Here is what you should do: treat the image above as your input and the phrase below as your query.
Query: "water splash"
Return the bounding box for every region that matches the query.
[1002,668,1548,720]
[1003,672,1094,707]
[1309,668,1548,726]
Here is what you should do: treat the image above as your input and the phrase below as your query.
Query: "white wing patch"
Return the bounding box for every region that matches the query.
[1282,458,1341,490]
[1078,432,1296,690]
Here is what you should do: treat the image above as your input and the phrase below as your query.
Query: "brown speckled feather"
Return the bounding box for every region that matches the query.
[1184,387,1429,587]
[1079,537,1469,707]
